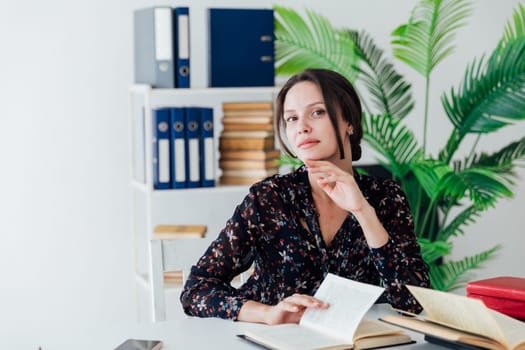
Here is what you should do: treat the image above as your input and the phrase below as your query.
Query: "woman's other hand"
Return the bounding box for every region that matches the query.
[238,294,329,325]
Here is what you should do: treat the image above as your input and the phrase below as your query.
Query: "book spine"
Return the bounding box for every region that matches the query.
[170,107,186,188]
[185,107,200,188]
[199,107,215,187]
[174,7,190,88]
[152,108,171,189]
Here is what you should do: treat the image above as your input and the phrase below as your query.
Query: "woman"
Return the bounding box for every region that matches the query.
[180,69,430,324]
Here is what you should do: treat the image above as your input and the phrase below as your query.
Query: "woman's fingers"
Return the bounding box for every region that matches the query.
[281,293,330,310]
[305,160,349,179]
[267,294,330,325]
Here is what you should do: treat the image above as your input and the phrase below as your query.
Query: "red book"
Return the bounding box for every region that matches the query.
[466,276,525,321]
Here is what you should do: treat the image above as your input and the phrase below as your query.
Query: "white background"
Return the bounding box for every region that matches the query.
[0,0,523,330]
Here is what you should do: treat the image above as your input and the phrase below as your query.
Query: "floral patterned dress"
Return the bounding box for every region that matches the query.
[180,165,430,319]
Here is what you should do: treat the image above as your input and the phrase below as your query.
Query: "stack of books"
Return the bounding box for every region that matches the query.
[219,102,279,185]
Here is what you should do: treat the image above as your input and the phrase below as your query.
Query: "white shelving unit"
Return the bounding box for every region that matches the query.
[129,84,279,321]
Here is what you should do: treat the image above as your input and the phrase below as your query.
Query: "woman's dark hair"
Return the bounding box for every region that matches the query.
[274,68,363,161]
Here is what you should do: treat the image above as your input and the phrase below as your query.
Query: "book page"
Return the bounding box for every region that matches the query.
[354,318,403,339]
[407,286,507,346]
[300,273,385,343]
[488,309,525,349]
[381,314,503,350]
[244,324,351,350]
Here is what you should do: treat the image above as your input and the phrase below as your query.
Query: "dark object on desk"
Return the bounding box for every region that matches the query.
[237,333,415,350]
[424,335,487,350]
[114,339,163,350]
[237,334,272,350]
[466,276,525,321]
[208,8,274,87]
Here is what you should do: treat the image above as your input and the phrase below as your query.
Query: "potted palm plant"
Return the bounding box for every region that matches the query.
[274,0,525,291]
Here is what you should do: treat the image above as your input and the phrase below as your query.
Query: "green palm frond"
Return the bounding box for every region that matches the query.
[442,137,525,208]
[468,136,525,177]
[418,238,452,265]
[410,159,454,201]
[461,169,514,208]
[429,245,501,291]
[440,38,525,163]
[349,30,414,119]
[502,2,525,45]
[273,5,358,82]
[362,113,422,179]
[391,0,473,77]
[436,205,482,241]
[410,157,514,210]
[437,167,513,209]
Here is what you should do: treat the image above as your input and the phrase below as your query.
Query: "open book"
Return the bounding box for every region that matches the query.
[381,285,525,350]
[239,273,413,350]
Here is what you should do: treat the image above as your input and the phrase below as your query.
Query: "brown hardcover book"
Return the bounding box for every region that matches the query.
[221,116,274,124]
[153,224,207,240]
[220,149,281,161]
[222,123,274,131]
[219,158,279,170]
[381,285,525,350]
[163,271,183,284]
[221,168,278,178]
[219,137,275,151]
[221,130,274,139]
[223,109,274,117]
[219,175,267,186]
[222,101,273,111]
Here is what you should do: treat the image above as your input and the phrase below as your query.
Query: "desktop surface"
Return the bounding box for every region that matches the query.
[1,305,445,350]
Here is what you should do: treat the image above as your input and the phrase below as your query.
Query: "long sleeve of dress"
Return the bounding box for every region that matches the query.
[180,189,260,320]
[363,179,431,312]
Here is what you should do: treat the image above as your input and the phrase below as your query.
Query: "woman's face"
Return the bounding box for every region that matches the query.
[283,81,351,163]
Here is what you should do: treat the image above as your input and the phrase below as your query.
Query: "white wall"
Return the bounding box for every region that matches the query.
[0,0,522,331]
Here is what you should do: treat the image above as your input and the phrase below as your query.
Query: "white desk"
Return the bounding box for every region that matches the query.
[0,305,444,350]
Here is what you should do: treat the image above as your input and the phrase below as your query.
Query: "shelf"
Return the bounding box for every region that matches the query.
[130,84,279,96]
[132,181,248,194]
[131,84,280,110]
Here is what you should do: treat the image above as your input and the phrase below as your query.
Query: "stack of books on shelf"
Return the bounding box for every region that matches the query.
[219,102,280,185]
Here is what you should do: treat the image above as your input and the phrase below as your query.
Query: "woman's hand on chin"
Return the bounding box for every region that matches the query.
[304,159,369,214]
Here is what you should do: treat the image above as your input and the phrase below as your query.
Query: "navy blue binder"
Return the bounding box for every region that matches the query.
[152,108,171,189]
[185,108,201,188]
[208,8,275,87]
[134,7,176,88]
[170,107,186,188]
[199,108,215,187]
[174,7,190,88]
